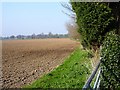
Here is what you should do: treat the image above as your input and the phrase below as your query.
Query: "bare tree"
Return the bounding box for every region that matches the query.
[61,2,76,19]
[65,19,80,40]
[61,2,80,40]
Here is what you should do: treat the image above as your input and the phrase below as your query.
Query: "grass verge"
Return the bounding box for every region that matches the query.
[23,48,92,89]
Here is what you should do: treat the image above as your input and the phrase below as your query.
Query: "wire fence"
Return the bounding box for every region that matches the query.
[82,61,101,90]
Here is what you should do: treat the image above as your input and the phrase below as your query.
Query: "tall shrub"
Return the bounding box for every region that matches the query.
[70,2,115,49]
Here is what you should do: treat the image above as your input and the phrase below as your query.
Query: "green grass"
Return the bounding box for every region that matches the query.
[23,48,92,89]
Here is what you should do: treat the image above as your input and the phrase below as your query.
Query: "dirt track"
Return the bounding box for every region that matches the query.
[2,38,79,88]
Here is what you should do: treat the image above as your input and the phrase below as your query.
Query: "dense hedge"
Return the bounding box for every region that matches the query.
[70,1,120,89]
[100,31,120,89]
[70,2,115,49]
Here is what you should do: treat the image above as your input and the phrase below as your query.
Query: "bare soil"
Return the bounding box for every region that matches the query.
[2,38,79,88]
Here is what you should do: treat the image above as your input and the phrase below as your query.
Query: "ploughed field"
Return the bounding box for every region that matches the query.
[2,38,79,88]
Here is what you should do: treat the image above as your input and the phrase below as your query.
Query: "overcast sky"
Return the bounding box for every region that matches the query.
[1,1,70,37]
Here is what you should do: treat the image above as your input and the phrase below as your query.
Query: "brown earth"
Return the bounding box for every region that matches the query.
[2,38,79,88]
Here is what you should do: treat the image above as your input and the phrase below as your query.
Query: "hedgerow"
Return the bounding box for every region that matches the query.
[70,1,120,89]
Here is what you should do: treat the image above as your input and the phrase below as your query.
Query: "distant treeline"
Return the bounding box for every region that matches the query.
[1,32,68,40]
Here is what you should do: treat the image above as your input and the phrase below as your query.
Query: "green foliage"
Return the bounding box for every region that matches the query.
[23,48,92,88]
[100,31,120,89]
[70,2,115,49]
[70,1,120,89]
